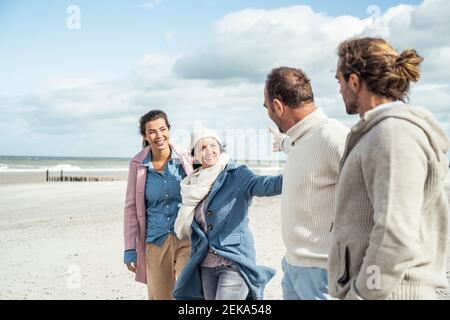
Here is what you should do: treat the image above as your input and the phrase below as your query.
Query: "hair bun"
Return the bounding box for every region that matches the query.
[395,49,423,82]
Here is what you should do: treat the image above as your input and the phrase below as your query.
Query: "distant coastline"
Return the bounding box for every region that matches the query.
[0,155,285,172]
[0,155,285,185]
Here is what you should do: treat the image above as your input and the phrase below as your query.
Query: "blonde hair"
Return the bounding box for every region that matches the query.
[337,37,423,102]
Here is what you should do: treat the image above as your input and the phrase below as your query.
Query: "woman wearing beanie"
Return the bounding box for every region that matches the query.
[173,128,283,300]
[123,110,193,299]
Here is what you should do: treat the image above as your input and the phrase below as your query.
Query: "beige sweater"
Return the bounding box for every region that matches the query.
[329,102,450,300]
[281,108,349,269]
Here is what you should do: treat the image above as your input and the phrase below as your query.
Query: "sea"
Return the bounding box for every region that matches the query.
[0,155,285,174]
[0,155,131,173]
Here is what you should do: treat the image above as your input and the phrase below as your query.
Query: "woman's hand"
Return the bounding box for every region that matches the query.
[126,262,137,273]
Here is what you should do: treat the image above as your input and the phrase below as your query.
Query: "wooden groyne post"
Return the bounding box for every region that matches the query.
[46,169,125,182]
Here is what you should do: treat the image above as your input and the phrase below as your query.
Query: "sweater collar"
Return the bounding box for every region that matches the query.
[285,108,328,144]
[351,101,405,133]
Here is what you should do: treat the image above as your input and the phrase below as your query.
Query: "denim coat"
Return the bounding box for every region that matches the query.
[173,161,283,300]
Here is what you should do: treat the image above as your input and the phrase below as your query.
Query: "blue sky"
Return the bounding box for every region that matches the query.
[1,0,449,158]
[0,0,422,96]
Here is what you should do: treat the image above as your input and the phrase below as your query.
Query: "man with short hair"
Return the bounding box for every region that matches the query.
[264,67,349,300]
[329,37,449,300]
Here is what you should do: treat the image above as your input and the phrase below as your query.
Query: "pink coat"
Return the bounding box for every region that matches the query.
[123,143,193,284]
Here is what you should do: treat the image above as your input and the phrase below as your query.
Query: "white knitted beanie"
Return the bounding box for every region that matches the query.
[190,128,223,153]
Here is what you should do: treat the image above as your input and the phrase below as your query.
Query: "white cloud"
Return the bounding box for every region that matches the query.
[131,54,177,90]
[411,83,450,115]
[415,46,450,85]
[164,31,175,43]
[139,0,161,10]
[174,6,367,81]
[3,0,450,157]
[173,0,450,125]
[42,76,101,92]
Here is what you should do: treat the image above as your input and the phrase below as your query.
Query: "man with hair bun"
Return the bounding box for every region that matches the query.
[329,37,450,300]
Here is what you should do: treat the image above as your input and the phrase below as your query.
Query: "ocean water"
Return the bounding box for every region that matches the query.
[0,155,131,173]
[0,155,285,173]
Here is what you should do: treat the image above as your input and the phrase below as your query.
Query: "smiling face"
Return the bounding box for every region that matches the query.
[143,117,170,151]
[194,137,221,168]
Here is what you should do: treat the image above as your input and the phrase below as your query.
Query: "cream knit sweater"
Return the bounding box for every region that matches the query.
[281,108,349,269]
[328,102,450,300]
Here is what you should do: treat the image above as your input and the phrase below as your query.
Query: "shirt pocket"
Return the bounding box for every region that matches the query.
[219,234,243,246]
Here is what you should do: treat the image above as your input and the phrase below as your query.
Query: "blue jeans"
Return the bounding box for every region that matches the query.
[201,265,249,300]
[281,257,334,300]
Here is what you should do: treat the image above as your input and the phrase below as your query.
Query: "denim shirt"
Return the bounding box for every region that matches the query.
[124,149,186,264]
[143,150,186,245]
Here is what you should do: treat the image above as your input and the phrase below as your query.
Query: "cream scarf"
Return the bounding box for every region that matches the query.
[174,153,231,240]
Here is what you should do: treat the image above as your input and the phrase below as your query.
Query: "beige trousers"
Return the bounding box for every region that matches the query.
[145,234,191,300]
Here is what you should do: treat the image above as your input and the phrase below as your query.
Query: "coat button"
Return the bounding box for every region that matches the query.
[207,211,213,217]
[207,224,213,231]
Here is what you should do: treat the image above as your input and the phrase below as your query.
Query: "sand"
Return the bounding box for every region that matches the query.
[0,175,449,300]
[0,180,283,300]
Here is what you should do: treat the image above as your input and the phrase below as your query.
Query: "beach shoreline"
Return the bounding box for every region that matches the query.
[0,171,129,185]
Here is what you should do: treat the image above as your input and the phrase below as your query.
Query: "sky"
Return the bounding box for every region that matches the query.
[1,0,449,159]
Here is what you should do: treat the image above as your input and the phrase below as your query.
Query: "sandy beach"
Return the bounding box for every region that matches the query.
[0,173,449,300]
